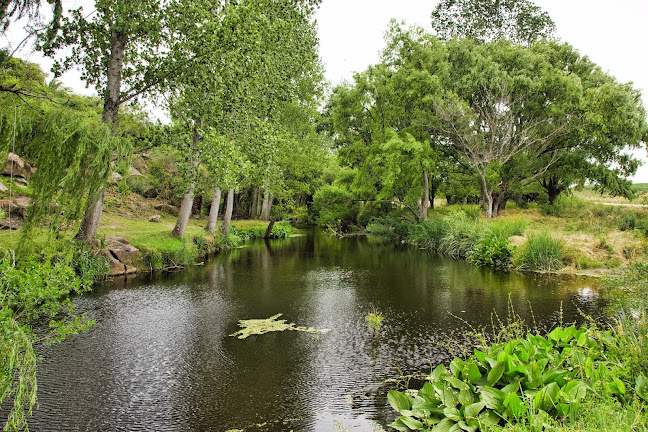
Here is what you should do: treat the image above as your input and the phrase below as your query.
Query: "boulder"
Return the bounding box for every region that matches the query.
[100,250,128,276]
[148,214,161,222]
[2,153,35,178]
[110,172,123,182]
[0,197,30,218]
[154,202,179,216]
[0,218,23,230]
[128,166,143,176]
[106,236,140,263]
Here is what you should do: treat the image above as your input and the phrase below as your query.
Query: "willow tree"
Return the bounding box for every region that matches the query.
[42,0,195,242]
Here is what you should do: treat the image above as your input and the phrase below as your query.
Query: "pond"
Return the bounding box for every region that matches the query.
[30,229,605,431]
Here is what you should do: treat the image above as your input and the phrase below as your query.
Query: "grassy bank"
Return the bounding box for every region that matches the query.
[365,191,647,274]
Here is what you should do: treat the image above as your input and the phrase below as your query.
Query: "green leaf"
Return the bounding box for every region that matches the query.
[388,390,413,413]
[480,386,505,411]
[419,382,439,403]
[450,358,464,377]
[458,388,474,407]
[487,361,506,385]
[446,376,469,391]
[443,407,463,422]
[431,418,456,432]
[400,416,424,430]
[457,420,478,432]
[636,374,648,400]
[503,392,524,419]
[467,364,482,383]
[464,401,486,419]
[388,418,411,432]
[431,364,448,382]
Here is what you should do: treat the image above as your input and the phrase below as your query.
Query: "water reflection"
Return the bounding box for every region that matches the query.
[29,229,605,431]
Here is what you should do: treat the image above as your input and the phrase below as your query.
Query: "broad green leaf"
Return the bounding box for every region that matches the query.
[432,418,456,432]
[443,407,463,422]
[458,388,474,406]
[400,416,424,430]
[487,361,506,385]
[480,386,505,411]
[388,390,413,413]
[464,401,486,419]
[503,392,524,419]
[467,364,482,383]
[636,374,648,400]
[450,358,464,377]
[431,364,448,382]
[388,418,411,432]
[457,420,477,432]
[419,381,438,402]
[446,376,469,391]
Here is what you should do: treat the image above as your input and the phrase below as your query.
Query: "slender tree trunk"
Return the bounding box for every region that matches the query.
[419,170,430,221]
[220,188,234,235]
[430,178,437,210]
[263,218,278,239]
[172,123,202,238]
[480,175,495,219]
[260,187,271,222]
[171,185,195,238]
[75,29,127,242]
[206,187,221,235]
[75,193,104,243]
[251,187,260,219]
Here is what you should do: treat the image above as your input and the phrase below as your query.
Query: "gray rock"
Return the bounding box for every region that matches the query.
[148,214,161,222]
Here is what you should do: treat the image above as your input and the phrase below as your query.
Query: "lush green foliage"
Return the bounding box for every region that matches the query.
[0,249,98,430]
[388,323,648,431]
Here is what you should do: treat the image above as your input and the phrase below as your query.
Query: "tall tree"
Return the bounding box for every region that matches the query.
[430,0,555,45]
[42,0,197,242]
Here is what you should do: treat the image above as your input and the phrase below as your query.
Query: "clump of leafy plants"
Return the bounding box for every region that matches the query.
[516,232,563,271]
[388,323,648,431]
[366,311,384,332]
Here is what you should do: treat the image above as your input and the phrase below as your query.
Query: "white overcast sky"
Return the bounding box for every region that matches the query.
[3,0,648,181]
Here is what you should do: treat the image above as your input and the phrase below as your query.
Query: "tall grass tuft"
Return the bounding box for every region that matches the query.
[518,232,563,271]
[437,211,485,259]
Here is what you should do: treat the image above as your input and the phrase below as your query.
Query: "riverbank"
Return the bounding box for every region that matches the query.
[362,192,647,276]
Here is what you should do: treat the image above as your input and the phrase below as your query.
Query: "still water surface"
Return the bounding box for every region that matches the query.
[31,230,604,431]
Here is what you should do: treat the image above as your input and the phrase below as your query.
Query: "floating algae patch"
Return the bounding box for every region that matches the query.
[230,313,331,339]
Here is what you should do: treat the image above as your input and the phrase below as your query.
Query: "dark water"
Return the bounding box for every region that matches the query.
[30,230,604,431]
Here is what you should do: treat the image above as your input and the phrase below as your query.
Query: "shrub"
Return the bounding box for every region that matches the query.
[468,236,513,270]
[311,185,358,231]
[517,232,563,271]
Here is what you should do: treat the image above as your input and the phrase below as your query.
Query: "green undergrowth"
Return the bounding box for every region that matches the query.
[368,212,565,272]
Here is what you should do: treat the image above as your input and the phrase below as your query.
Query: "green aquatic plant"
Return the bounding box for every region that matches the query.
[230,313,330,339]
[366,311,384,332]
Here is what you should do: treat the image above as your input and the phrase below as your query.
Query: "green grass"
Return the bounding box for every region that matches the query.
[516,232,563,271]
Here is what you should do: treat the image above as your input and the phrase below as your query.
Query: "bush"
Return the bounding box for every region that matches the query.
[468,236,513,270]
[540,195,585,218]
[517,232,563,271]
[311,185,358,232]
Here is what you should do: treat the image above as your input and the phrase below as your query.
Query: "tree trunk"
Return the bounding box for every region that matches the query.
[430,178,438,210]
[445,194,453,206]
[419,170,430,221]
[260,187,271,222]
[75,192,104,243]
[263,218,278,239]
[205,187,221,235]
[172,124,201,238]
[191,194,203,216]
[251,187,260,219]
[171,185,195,238]
[220,188,234,235]
[75,29,127,242]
